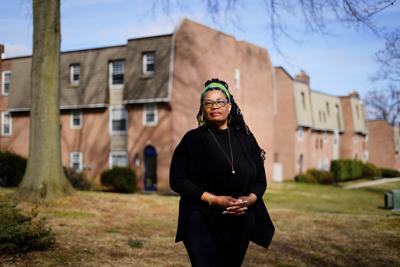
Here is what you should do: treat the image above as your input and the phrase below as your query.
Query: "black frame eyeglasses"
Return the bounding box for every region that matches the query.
[202,99,229,108]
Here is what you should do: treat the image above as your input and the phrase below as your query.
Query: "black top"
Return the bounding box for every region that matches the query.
[170,125,275,248]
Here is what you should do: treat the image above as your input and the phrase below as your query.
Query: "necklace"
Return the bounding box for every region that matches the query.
[208,127,236,174]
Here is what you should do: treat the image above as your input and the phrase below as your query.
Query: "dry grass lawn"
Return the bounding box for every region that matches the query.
[1,181,400,267]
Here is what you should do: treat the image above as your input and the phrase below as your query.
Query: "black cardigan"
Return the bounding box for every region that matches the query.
[169,125,274,248]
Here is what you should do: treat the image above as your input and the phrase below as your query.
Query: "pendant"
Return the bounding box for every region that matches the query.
[232,170,235,174]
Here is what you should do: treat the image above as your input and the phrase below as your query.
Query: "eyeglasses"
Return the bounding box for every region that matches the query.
[202,99,229,108]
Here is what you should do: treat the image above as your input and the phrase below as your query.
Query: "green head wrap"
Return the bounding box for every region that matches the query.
[200,82,231,103]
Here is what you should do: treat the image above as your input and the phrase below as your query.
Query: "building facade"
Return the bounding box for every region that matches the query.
[0,19,275,191]
[1,19,398,191]
[273,68,368,181]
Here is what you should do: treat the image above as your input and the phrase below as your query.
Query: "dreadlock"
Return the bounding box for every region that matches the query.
[197,78,266,161]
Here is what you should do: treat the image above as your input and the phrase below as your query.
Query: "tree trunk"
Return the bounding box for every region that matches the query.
[18,0,74,202]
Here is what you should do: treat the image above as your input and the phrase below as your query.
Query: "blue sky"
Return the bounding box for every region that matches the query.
[1,0,399,97]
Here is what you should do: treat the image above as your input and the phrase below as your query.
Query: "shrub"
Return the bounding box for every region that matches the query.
[330,159,363,181]
[379,168,400,178]
[0,151,27,187]
[294,173,317,183]
[100,167,136,193]
[63,167,94,191]
[0,199,55,254]
[294,169,334,184]
[362,162,381,179]
[307,169,335,184]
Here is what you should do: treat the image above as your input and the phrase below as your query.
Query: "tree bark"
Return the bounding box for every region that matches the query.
[18,0,74,202]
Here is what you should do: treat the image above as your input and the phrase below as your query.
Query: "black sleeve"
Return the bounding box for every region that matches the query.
[250,142,267,200]
[169,136,205,201]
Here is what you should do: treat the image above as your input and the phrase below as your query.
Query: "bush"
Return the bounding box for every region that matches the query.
[0,151,27,187]
[294,169,335,184]
[0,199,55,254]
[100,167,136,193]
[63,167,94,191]
[294,173,317,183]
[330,159,363,181]
[379,168,400,178]
[362,162,381,179]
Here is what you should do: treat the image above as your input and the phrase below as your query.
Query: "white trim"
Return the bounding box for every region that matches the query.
[109,151,128,168]
[142,52,155,76]
[8,103,108,112]
[1,112,12,136]
[143,103,158,126]
[109,105,128,134]
[297,127,304,141]
[234,68,240,90]
[166,18,182,103]
[70,110,82,129]
[70,152,83,171]
[123,98,169,104]
[109,60,125,90]
[2,71,11,96]
[69,63,80,86]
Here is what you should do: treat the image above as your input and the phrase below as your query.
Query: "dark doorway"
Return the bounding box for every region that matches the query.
[144,145,157,191]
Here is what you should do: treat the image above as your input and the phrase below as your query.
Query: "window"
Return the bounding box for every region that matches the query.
[356,105,360,119]
[1,112,11,136]
[318,111,322,122]
[110,106,127,133]
[320,138,323,149]
[235,68,240,90]
[109,151,128,168]
[326,102,330,115]
[297,127,304,141]
[142,52,155,75]
[273,153,279,163]
[69,64,80,85]
[335,104,341,129]
[2,71,11,95]
[323,132,328,143]
[315,138,319,149]
[109,60,125,87]
[70,152,83,171]
[143,103,158,126]
[301,92,306,110]
[70,110,82,129]
[323,112,327,123]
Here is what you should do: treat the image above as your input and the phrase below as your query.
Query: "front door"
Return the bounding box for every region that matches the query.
[144,145,157,191]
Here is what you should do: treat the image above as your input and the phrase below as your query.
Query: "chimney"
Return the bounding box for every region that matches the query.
[296,70,310,86]
[349,91,360,99]
[0,44,4,59]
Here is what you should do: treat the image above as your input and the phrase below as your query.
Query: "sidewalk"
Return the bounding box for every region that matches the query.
[343,177,400,189]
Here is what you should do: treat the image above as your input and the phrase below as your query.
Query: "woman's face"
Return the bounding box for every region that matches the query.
[202,90,231,128]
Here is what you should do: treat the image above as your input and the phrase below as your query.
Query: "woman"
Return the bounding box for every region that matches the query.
[170,78,274,267]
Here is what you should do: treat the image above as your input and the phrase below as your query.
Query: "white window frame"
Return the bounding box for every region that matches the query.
[69,63,80,86]
[109,151,128,168]
[323,132,328,143]
[110,106,128,134]
[234,68,240,90]
[142,52,155,75]
[109,60,125,89]
[70,110,82,129]
[2,71,11,96]
[70,152,83,171]
[143,103,158,126]
[297,127,304,141]
[1,112,11,136]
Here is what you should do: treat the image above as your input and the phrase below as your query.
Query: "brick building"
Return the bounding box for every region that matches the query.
[0,18,275,191]
[273,68,368,181]
[1,18,397,191]
[368,120,400,170]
